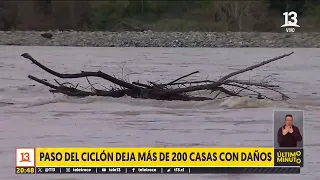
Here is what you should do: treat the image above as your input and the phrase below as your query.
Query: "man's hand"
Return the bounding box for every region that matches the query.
[282,126,289,135]
[288,126,293,133]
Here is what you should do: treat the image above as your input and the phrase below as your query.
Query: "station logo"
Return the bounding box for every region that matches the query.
[281,11,300,32]
[16,148,35,167]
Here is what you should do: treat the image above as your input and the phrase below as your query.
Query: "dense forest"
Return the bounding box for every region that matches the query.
[0,0,320,32]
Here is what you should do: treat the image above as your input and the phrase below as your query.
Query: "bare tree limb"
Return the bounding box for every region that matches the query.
[21,52,293,101]
[167,71,199,85]
[21,53,141,92]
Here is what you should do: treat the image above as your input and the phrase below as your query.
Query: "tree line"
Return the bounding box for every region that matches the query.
[1,0,319,32]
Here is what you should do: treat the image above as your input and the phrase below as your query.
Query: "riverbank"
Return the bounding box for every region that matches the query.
[1,31,320,47]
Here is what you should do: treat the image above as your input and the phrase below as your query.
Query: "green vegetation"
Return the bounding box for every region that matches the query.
[0,0,319,32]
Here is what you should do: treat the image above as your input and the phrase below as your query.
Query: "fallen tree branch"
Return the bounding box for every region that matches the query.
[223,79,279,88]
[21,52,293,101]
[217,52,294,82]
[167,71,199,85]
[155,52,293,96]
[21,53,141,92]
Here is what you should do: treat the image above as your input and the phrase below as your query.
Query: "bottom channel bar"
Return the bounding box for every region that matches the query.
[35,167,300,174]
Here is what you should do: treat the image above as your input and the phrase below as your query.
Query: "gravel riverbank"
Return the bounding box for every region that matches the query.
[0,31,320,47]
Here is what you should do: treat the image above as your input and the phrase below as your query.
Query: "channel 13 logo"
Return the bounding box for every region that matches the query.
[16,148,35,167]
[281,11,300,33]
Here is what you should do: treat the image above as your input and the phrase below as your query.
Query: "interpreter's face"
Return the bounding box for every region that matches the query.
[285,116,293,126]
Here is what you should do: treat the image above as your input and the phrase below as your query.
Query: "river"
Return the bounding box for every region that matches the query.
[1,46,320,180]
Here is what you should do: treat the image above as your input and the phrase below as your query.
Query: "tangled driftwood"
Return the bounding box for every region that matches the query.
[21,52,293,101]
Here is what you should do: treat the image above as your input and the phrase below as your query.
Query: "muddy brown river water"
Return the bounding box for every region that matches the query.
[1,46,319,180]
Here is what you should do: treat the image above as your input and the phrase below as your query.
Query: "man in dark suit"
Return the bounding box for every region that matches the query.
[277,114,302,147]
